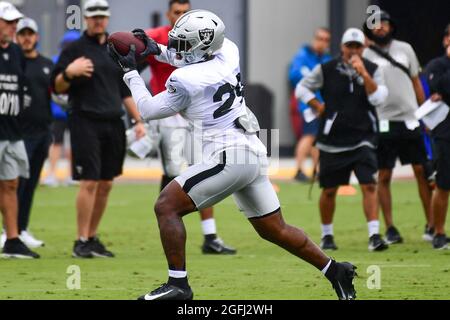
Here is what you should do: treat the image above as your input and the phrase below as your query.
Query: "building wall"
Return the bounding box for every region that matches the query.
[247,0,329,149]
[345,0,370,30]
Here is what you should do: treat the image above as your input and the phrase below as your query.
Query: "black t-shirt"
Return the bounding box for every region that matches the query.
[425,55,450,141]
[51,32,131,120]
[0,42,26,141]
[19,55,54,137]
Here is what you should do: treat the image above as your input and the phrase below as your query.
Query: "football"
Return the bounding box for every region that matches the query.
[107,31,146,62]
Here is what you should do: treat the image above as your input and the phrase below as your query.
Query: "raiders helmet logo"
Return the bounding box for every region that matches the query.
[199,28,215,45]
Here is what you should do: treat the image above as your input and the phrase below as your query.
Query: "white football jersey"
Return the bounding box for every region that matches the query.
[159,38,267,159]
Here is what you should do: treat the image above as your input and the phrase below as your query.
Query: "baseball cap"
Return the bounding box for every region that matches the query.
[341,28,365,46]
[17,17,38,33]
[84,0,110,18]
[0,1,23,21]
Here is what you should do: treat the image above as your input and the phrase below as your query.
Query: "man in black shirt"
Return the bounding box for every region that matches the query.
[424,24,450,250]
[15,17,53,249]
[52,0,145,258]
[296,28,389,252]
[0,2,39,258]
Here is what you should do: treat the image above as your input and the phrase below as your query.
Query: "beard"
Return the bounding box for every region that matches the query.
[372,31,393,46]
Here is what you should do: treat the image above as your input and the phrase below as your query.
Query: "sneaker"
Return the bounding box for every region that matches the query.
[294,170,310,183]
[422,225,435,242]
[138,283,193,300]
[88,236,114,258]
[19,230,45,248]
[1,238,40,259]
[368,234,389,251]
[41,175,59,187]
[328,262,357,300]
[432,234,449,250]
[0,231,5,249]
[202,238,236,255]
[384,226,403,244]
[321,235,338,250]
[63,177,79,187]
[72,240,93,258]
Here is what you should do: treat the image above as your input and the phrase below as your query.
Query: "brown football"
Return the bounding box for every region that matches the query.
[107,31,146,62]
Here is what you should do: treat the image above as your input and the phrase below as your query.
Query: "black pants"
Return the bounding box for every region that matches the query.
[17,132,52,232]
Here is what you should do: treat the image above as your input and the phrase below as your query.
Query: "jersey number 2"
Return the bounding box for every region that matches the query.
[213,73,243,119]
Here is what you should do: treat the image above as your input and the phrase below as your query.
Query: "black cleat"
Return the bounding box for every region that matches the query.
[321,235,338,250]
[328,262,357,300]
[368,234,389,251]
[138,283,193,300]
[202,238,236,255]
[385,226,403,244]
[1,238,40,259]
[88,236,114,258]
[432,234,449,250]
[294,170,310,183]
[72,240,93,258]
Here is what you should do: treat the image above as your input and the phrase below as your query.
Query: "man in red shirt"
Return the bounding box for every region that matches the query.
[142,0,236,254]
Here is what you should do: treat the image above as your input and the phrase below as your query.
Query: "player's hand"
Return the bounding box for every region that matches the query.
[108,42,137,73]
[350,55,368,77]
[66,57,94,78]
[134,121,147,140]
[431,93,443,102]
[317,103,325,116]
[132,28,162,57]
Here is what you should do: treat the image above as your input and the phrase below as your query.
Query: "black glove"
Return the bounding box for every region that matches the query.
[108,42,137,73]
[132,28,162,57]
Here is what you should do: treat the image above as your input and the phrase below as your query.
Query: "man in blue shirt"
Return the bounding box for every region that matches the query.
[289,28,331,182]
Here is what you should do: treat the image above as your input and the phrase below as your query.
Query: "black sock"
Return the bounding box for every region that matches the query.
[205,234,217,242]
[324,260,338,282]
[168,276,189,289]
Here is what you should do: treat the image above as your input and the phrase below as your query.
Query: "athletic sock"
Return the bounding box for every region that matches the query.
[323,260,337,282]
[321,259,332,275]
[368,220,380,237]
[321,224,333,238]
[168,270,189,289]
[202,218,217,238]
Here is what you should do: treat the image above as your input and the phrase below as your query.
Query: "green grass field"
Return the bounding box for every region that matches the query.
[0,181,449,300]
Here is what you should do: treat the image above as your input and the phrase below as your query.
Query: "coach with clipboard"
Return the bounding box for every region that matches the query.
[423,25,450,249]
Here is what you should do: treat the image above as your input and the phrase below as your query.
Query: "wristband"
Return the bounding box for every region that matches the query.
[63,69,73,83]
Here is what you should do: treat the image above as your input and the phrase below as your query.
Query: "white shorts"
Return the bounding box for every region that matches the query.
[175,148,280,219]
[0,140,29,180]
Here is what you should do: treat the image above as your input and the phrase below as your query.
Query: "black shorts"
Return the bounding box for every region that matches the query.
[434,139,450,191]
[69,114,126,181]
[51,119,68,144]
[319,147,377,189]
[377,122,428,169]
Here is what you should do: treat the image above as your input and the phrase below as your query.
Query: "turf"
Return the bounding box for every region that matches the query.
[0,181,449,300]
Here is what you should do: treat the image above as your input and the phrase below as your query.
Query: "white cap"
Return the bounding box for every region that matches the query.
[17,17,38,33]
[341,28,365,46]
[84,0,110,18]
[0,1,23,21]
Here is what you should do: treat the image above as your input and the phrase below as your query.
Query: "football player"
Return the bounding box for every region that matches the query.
[109,10,356,300]
[140,0,236,255]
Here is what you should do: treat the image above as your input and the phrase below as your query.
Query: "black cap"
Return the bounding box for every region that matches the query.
[363,10,396,40]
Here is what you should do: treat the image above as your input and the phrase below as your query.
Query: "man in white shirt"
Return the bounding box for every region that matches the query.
[363,11,433,244]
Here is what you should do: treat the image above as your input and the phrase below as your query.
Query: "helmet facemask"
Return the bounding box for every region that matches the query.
[167,9,225,66]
